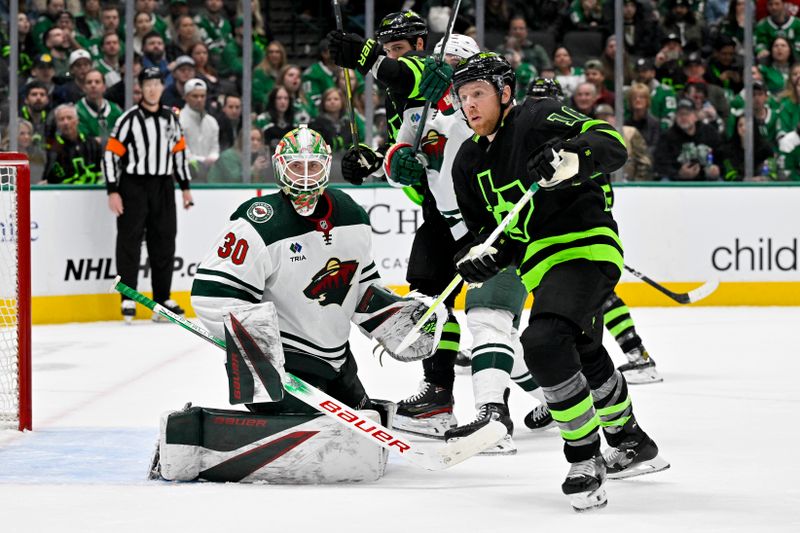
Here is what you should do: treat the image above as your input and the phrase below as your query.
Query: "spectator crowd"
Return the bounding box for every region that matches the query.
[2,0,800,183]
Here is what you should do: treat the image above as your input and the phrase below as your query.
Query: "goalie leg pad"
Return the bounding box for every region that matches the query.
[156,404,389,484]
[223,302,287,404]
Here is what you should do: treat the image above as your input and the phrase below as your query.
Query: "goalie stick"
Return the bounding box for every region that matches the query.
[111,277,504,471]
[624,265,719,304]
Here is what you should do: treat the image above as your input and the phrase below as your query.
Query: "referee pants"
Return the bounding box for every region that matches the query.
[116,175,177,304]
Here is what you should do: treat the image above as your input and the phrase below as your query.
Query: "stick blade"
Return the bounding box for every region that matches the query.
[413,420,507,471]
[686,278,719,304]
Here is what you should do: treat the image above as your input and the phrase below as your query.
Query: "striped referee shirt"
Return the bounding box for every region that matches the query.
[103,104,191,193]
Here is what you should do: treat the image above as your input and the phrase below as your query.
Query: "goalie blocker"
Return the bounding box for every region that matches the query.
[153,401,396,483]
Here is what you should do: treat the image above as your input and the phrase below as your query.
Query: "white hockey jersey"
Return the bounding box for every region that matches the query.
[191,189,382,372]
[385,104,473,241]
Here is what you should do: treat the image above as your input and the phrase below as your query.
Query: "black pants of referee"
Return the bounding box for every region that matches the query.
[116,175,177,304]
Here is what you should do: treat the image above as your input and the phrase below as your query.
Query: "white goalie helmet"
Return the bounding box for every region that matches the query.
[433,34,480,62]
[272,125,333,216]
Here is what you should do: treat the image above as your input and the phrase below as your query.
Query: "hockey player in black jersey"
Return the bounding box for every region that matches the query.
[327,12,465,438]
[449,53,669,511]
[521,78,663,433]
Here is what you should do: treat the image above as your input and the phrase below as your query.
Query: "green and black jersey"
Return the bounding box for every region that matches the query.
[375,50,428,144]
[452,98,628,292]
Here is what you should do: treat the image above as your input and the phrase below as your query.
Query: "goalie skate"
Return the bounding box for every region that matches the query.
[393,381,456,439]
[147,440,162,480]
[603,436,670,480]
[619,347,663,385]
[562,455,608,512]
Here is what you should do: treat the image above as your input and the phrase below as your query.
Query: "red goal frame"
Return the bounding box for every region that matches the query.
[0,153,31,431]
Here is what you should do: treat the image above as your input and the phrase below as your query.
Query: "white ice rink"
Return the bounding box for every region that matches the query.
[1,307,799,532]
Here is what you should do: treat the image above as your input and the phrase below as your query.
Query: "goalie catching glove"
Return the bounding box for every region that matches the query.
[354,284,447,362]
[527,138,594,190]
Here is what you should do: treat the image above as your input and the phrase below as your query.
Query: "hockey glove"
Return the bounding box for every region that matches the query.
[419,57,454,101]
[388,144,427,186]
[527,139,594,190]
[341,144,382,185]
[327,30,381,75]
[454,233,521,284]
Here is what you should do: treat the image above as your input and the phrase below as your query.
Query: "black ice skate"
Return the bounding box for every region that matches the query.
[603,435,670,480]
[446,389,515,455]
[618,346,663,384]
[121,300,136,324]
[392,381,456,439]
[523,403,557,431]
[152,299,186,323]
[562,455,608,512]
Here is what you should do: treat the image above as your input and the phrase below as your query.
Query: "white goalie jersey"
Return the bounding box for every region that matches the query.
[385,104,473,242]
[191,189,382,372]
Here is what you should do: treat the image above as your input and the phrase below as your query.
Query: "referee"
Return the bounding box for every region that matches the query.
[103,66,194,323]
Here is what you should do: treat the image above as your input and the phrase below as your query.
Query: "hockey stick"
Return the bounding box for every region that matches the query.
[410,0,463,153]
[111,277,504,471]
[395,181,542,354]
[331,0,366,165]
[624,264,719,304]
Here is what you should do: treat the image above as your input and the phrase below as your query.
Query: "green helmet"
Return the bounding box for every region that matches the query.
[272,125,332,216]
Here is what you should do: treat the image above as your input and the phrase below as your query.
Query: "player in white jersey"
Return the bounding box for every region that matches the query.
[148,126,446,484]
[383,36,546,454]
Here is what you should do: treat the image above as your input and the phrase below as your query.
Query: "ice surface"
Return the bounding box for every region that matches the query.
[1,308,799,532]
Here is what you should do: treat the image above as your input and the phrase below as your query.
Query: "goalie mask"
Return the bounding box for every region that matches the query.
[272,125,332,216]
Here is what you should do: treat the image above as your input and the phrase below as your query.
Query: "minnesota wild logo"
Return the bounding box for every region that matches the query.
[303,258,358,306]
[476,169,533,243]
[421,129,447,172]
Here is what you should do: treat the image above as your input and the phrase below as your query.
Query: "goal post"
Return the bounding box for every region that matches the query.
[0,153,32,431]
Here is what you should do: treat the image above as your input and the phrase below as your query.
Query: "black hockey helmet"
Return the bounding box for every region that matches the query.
[375,10,428,46]
[452,52,517,100]
[527,77,563,99]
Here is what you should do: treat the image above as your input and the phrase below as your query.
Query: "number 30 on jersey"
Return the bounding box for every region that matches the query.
[217,232,249,265]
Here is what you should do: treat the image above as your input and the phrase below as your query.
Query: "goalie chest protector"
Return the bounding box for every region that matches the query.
[194,189,379,370]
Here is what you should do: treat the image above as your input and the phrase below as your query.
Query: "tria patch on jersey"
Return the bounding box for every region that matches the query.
[246,202,274,223]
[303,258,358,306]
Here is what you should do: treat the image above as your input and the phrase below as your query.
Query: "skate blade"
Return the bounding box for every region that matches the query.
[123,316,134,325]
[622,367,663,385]
[570,487,608,512]
[526,419,557,432]
[608,455,670,480]
[392,413,457,440]
[477,434,517,456]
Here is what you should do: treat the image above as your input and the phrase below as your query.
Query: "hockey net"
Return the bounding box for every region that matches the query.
[0,154,31,431]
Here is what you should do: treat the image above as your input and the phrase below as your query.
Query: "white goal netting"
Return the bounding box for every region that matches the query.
[0,164,21,429]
